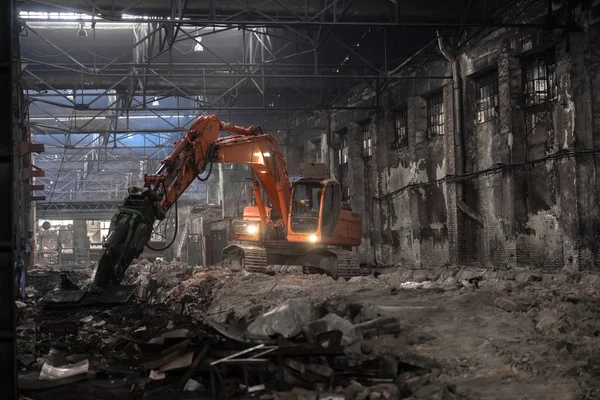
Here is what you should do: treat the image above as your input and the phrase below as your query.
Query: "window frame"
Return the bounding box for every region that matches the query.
[393,107,409,148]
[522,48,557,109]
[426,91,445,137]
[338,133,348,165]
[361,120,373,159]
[475,69,499,124]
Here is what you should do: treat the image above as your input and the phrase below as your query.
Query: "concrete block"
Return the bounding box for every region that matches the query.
[542,273,569,283]
[247,298,318,338]
[535,310,559,332]
[502,271,517,280]
[439,270,457,280]
[494,297,522,313]
[426,270,441,281]
[515,272,542,283]
[580,274,600,286]
[456,270,477,281]
[398,269,414,282]
[484,271,499,280]
[411,270,428,282]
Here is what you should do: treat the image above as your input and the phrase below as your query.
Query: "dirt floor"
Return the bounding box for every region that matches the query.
[16,262,600,400]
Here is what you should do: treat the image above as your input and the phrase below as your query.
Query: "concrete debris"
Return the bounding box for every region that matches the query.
[535,310,560,332]
[494,297,522,313]
[39,359,89,381]
[247,298,318,338]
[307,313,361,346]
[148,370,165,380]
[183,378,202,391]
[17,261,600,399]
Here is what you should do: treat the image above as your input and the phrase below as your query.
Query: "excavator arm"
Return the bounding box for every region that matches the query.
[91,114,288,288]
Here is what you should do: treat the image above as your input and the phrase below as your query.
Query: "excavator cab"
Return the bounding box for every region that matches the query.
[287,178,361,247]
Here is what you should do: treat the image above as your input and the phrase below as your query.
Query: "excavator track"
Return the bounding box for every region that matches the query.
[222,244,366,280]
[326,248,365,280]
[221,244,267,274]
[300,247,366,280]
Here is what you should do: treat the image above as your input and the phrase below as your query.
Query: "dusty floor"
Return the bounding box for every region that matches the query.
[17,263,600,399]
[200,270,600,399]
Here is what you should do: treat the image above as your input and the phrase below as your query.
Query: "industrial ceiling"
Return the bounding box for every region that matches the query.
[16,0,549,217]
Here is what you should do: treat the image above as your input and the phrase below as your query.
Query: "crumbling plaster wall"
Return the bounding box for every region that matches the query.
[283,3,600,270]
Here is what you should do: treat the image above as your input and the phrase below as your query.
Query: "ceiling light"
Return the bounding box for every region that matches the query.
[77,22,87,37]
[152,97,159,106]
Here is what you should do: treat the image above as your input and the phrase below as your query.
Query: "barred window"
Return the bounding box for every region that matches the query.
[339,134,348,165]
[523,49,557,108]
[394,108,408,147]
[427,91,444,137]
[476,70,499,124]
[361,121,372,158]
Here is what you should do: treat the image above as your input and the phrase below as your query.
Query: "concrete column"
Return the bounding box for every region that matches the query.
[374,106,394,265]
[570,31,597,269]
[347,122,368,253]
[371,108,390,265]
[443,77,459,267]
[320,131,329,170]
[72,220,88,264]
[497,42,517,269]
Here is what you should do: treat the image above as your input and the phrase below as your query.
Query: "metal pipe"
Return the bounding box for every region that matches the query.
[437,31,483,226]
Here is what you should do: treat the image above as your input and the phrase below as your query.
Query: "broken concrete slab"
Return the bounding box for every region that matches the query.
[515,272,542,283]
[438,270,458,281]
[535,310,560,332]
[368,383,401,400]
[494,297,522,313]
[247,298,318,338]
[306,313,361,346]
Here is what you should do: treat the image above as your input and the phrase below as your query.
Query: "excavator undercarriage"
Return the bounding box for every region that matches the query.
[221,243,367,280]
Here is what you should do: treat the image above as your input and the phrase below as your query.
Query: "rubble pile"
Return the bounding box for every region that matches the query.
[17,261,600,399]
[123,259,235,318]
[15,289,463,400]
[27,265,95,297]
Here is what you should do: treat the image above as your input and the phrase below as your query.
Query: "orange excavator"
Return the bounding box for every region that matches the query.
[91,114,364,288]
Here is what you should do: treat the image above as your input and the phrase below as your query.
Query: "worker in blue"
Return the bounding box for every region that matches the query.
[14,257,25,299]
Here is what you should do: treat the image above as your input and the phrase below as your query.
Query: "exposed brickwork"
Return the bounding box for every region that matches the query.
[280,4,600,272]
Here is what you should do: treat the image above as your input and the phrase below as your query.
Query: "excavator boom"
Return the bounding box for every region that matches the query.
[91,115,289,288]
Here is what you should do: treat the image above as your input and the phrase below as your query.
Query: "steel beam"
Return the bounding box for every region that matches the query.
[18,17,560,29]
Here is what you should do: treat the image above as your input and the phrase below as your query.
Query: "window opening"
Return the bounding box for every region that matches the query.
[523,49,557,108]
[394,108,408,147]
[361,120,372,158]
[427,91,444,137]
[475,70,499,124]
[339,134,348,165]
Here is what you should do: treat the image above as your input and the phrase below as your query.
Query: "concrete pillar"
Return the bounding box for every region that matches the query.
[570,31,597,269]
[496,42,517,268]
[72,220,88,264]
[374,106,393,265]
[347,122,368,253]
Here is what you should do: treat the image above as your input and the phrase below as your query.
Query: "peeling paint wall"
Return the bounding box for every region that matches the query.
[281,2,600,271]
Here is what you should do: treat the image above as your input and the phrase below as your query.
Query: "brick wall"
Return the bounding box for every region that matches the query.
[283,3,600,271]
